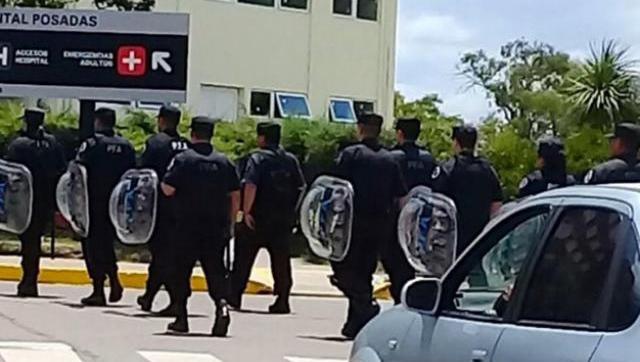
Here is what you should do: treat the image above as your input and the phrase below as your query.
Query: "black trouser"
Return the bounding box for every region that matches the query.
[331,218,390,325]
[172,232,229,313]
[379,225,415,304]
[82,216,118,284]
[144,221,175,301]
[230,223,293,305]
[19,212,48,289]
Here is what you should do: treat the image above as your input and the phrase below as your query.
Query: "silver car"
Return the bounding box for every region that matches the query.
[351,184,640,362]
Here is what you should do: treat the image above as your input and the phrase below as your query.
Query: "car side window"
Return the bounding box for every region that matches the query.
[442,208,550,319]
[518,207,639,330]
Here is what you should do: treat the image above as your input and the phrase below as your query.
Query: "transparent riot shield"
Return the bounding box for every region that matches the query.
[398,186,457,277]
[0,159,33,234]
[56,162,90,237]
[109,169,158,245]
[300,176,354,262]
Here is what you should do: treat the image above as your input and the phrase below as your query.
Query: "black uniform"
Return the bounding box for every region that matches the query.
[583,123,640,185]
[163,143,240,318]
[518,170,576,198]
[433,151,503,255]
[6,127,66,296]
[139,129,190,306]
[519,137,575,198]
[231,147,305,307]
[76,130,136,285]
[583,154,640,185]
[385,142,437,303]
[333,137,407,335]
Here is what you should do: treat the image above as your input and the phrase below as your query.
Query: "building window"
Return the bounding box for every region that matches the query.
[238,0,274,7]
[250,91,272,117]
[353,101,375,117]
[281,0,307,10]
[357,0,378,21]
[275,92,311,118]
[199,85,239,121]
[333,0,352,16]
[330,98,357,123]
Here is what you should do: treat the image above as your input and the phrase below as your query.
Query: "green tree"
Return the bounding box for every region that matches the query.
[565,40,639,130]
[93,0,154,10]
[0,0,76,7]
[459,39,576,138]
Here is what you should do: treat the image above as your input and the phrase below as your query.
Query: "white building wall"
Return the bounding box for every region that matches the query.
[74,0,398,125]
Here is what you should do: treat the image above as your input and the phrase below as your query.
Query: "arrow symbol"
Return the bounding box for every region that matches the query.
[152,51,172,73]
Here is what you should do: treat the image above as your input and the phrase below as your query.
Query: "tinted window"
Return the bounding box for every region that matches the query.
[354,101,374,116]
[250,91,271,116]
[281,0,307,9]
[606,227,640,330]
[333,0,352,15]
[239,0,275,6]
[357,0,378,20]
[444,210,549,318]
[330,99,356,123]
[520,208,622,327]
[276,93,311,118]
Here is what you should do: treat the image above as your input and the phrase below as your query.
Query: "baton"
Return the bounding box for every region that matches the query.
[50,210,56,260]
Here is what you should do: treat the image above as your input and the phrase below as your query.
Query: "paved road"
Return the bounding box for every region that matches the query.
[0,282,365,362]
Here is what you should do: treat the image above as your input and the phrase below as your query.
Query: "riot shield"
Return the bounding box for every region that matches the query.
[109,169,158,245]
[0,159,33,234]
[56,162,90,237]
[398,186,457,277]
[300,176,354,262]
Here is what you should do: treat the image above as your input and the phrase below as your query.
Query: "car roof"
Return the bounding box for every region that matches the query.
[528,183,640,205]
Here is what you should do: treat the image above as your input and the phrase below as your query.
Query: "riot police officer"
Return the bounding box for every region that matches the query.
[332,113,407,339]
[76,108,136,306]
[161,117,240,337]
[230,122,306,314]
[385,118,436,303]
[518,136,575,198]
[583,123,640,184]
[6,108,66,297]
[137,106,190,315]
[433,124,503,257]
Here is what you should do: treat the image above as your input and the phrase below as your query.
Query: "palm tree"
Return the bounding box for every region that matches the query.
[566,40,639,129]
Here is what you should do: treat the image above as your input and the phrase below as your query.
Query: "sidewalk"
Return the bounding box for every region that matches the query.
[0,251,392,299]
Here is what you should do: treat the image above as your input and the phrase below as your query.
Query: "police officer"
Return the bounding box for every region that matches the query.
[76,108,136,306]
[584,123,640,185]
[332,113,407,339]
[161,117,240,336]
[433,124,503,257]
[518,136,575,198]
[385,118,436,303]
[137,106,190,314]
[230,122,306,314]
[6,109,66,297]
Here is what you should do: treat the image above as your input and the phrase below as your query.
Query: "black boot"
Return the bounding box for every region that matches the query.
[155,303,179,317]
[137,294,153,312]
[17,281,38,298]
[108,274,123,303]
[341,299,380,339]
[167,317,189,335]
[268,296,291,314]
[81,282,107,307]
[212,301,231,337]
[167,304,189,334]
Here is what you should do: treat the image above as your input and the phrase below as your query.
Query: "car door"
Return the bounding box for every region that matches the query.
[427,202,556,362]
[491,199,634,362]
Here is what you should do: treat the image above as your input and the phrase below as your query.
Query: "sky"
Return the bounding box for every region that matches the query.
[395,0,640,122]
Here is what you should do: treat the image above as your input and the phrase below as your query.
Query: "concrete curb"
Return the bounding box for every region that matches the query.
[0,264,392,300]
[0,265,271,295]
